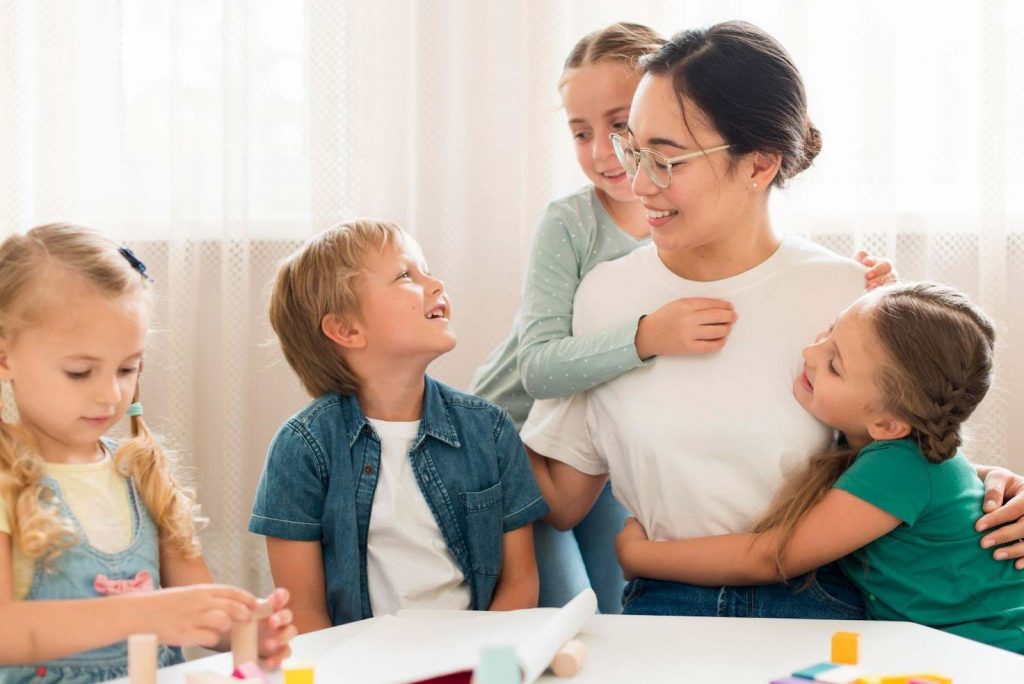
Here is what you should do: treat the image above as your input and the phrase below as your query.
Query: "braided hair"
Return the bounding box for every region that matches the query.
[871,282,996,463]
[752,282,995,580]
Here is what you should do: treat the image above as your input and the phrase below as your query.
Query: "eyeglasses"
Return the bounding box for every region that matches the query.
[610,133,732,189]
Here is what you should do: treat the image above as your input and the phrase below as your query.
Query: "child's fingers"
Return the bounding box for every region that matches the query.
[199,608,234,635]
[695,323,732,341]
[271,608,294,628]
[212,584,258,608]
[265,586,290,611]
[193,628,222,649]
[215,597,254,624]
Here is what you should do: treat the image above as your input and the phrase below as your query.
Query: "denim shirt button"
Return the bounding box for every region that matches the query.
[363,465,374,475]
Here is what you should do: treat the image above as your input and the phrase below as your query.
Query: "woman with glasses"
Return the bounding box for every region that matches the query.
[523,20,1024,617]
[470,22,892,618]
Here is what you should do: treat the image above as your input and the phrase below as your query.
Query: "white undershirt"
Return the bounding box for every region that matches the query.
[522,237,866,541]
[365,418,471,616]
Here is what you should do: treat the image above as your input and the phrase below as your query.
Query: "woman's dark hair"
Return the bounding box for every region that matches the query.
[641,20,821,187]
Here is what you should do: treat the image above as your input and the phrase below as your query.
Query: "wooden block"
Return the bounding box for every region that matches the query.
[831,631,860,665]
[232,662,263,681]
[794,662,838,679]
[283,661,315,684]
[252,598,273,621]
[128,633,157,684]
[853,676,951,684]
[231,619,259,669]
[815,666,866,683]
[550,639,586,677]
[471,646,519,684]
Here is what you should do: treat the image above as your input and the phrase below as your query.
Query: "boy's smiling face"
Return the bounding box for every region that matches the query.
[353,236,456,363]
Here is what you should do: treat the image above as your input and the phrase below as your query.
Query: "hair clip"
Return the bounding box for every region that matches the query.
[118,247,153,282]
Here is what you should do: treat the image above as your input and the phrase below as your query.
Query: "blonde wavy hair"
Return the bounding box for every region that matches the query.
[0,224,205,565]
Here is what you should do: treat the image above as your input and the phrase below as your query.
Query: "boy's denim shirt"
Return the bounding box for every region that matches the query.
[249,375,548,625]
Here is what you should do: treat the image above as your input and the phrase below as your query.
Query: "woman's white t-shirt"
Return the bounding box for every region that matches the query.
[522,236,865,542]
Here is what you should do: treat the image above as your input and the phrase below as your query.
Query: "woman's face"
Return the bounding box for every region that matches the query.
[625,74,756,254]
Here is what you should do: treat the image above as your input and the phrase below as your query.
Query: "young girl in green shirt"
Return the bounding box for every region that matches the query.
[470,22,896,614]
[616,282,1024,651]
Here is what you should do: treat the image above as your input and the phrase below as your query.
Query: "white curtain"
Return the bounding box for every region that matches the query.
[1,0,1022,593]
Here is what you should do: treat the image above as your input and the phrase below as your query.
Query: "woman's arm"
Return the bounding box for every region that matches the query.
[0,532,255,665]
[265,538,332,634]
[488,525,538,611]
[615,489,900,586]
[527,447,607,531]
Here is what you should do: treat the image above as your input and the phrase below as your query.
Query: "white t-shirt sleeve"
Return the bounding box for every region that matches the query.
[520,393,607,475]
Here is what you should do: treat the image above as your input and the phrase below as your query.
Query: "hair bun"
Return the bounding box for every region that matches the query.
[802,124,822,170]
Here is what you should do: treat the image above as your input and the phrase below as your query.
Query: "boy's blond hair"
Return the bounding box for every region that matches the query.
[269,219,405,397]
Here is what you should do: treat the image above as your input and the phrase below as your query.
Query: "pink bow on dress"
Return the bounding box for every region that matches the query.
[93,570,154,595]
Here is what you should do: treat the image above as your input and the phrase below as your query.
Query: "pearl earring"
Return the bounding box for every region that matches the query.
[752,182,759,188]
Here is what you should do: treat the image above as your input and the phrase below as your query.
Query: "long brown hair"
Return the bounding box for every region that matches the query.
[753,282,996,578]
[0,224,205,564]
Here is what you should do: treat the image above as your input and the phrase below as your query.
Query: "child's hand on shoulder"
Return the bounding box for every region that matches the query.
[855,250,898,290]
[257,587,298,669]
[635,298,736,359]
[143,584,256,648]
[615,517,650,581]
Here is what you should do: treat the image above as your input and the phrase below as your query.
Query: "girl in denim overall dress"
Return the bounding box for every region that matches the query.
[0,225,294,682]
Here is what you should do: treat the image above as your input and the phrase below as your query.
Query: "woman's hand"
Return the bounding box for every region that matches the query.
[976,467,1024,569]
[854,251,898,290]
[615,517,650,581]
[257,587,297,669]
[141,584,256,648]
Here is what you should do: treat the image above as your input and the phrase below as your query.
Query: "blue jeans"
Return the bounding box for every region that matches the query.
[535,482,629,614]
[621,562,866,619]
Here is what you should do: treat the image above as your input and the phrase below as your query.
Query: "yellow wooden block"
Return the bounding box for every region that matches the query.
[831,631,860,665]
[853,675,952,684]
[283,661,315,684]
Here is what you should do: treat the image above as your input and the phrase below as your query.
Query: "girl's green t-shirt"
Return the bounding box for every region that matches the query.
[836,438,1024,653]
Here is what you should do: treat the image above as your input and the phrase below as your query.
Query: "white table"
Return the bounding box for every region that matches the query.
[114,614,1024,684]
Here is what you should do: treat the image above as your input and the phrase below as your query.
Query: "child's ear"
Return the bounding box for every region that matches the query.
[867,413,912,442]
[321,314,366,350]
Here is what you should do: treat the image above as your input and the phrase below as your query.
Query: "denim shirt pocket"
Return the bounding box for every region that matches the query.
[459,483,504,577]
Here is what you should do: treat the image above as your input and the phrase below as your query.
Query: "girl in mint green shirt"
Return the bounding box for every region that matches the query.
[470,23,896,615]
[616,282,1024,652]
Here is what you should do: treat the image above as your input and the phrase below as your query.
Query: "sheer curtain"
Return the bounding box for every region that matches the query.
[1,0,1021,592]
